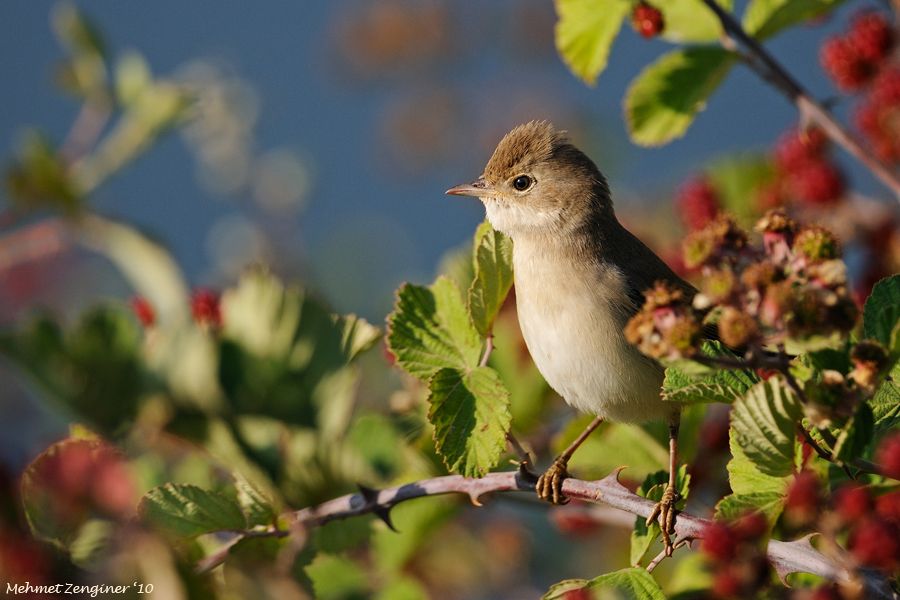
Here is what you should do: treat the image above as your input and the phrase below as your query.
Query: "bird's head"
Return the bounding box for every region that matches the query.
[446,121,612,239]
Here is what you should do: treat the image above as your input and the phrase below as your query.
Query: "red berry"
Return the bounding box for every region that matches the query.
[701,521,737,562]
[848,517,900,571]
[820,35,874,91]
[733,511,768,542]
[711,569,742,599]
[875,490,900,524]
[785,471,822,525]
[130,296,156,328]
[676,176,720,231]
[855,67,900,164]
[774,127,828,171]
[562,589,591,600]
[191,288,222,327]
[833,484,872,522]
[786,160,845,205]
[875,432,900,479]
[847,11,894,64]
[632,2,664,38]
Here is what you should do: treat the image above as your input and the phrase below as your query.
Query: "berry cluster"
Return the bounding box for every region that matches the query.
[855,66,900,164]
[625,211,859,361]
[131,288,223,329]
[631,2,664,39]
[820,11,894,92]
[783,467,900,579]
[700,511,770,599]
[756,127,846,208]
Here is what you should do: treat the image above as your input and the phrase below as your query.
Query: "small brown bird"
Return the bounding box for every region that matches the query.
[447,121,694,553]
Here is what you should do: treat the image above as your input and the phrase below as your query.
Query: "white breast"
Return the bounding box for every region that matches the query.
[512,240,668,423]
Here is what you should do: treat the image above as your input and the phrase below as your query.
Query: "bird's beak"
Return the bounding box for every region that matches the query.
[446,178,492,198]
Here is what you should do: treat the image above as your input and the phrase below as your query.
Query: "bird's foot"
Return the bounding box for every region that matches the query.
[536,457,570,505]
[646,484,679,556]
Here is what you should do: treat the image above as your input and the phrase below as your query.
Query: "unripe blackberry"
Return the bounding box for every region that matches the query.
[701,521,737,562]
[787,160,845,205]
[774,127,827,171]
[833,484,872,522]
[848,517,900,571]
[191,288,222,327]
[676,176,720,231]
[632,2,664,38]
[130,296,156,328]
[875,432,900,480]
[784,471,822,526]
[847,11,894,63]
[820,36,873,91]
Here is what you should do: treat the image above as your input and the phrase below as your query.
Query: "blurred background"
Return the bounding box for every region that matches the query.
[3,1,882,325]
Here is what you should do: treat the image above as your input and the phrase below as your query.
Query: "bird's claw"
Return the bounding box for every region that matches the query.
[536,458,570,505]
[646,484,679,556]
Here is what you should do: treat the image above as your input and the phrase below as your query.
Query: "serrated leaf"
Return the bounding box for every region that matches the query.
[388,277,482,381]
[863,275,900,350]
[554,0,631,85]
[625,47,735,147]
[630,466,690,566]
[743,0,847,40]
[663,362,758,404]
[871,380,900,434]
[140,483,246,538]
[715,492,784,525]
[233,472,276,527]
[832,403,874,462]
[545,567,666,600]
[731,379,801,477]
[467,222,514,337]
[427,366,511,477]
[727,410,791,496]
[659,0,732,44]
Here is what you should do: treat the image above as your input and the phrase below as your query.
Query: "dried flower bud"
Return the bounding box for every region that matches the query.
[849,340,888,390]
[793,226,840,264]
[682,216,748,270]
[625,282,702,360]
[718,306,758,348]
[701,268,737,304]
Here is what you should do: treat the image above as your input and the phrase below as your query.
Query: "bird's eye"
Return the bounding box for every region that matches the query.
[512,175,532,191]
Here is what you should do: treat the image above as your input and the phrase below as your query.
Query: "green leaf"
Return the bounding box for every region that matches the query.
[140,483,246,538]
[0,307,145,434]
[427,366,512,477]
[727,411,791,496]
[731,379,801,477]
[832,403,874,462]
[743,0,847,40]
[233,472,276,527]
[663,361,758,404]
[863,275,900,350]
[305,554,369,600]
[871,379,900,434]
[467,221,514,337]
[554,0,631,85]
[545,567,666,600]
[705,153,776,227]
[625,47,736,147]
[564,419,668,481]
[715,492,784,525]
[630,466,690,566]
[659,0,732,44]
[335,313,381,361]
[387,276,482,381]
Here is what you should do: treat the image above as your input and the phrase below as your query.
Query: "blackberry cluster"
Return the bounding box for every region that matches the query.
[820,11,894,91]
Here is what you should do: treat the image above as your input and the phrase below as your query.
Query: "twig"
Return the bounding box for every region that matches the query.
[700,0,900,201]
[194,469,894,598]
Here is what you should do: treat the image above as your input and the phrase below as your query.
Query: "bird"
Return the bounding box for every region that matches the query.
[446,120,696,554]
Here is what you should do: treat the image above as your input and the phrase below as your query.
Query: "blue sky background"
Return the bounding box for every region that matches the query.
[0,0,881,321]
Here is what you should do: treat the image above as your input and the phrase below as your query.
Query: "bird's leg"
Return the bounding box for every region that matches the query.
[536,416,603,504]
[646,412,681,556]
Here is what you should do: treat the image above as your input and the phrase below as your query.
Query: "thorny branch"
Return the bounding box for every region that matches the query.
[701,0,900,201]
[197,468,896,599]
